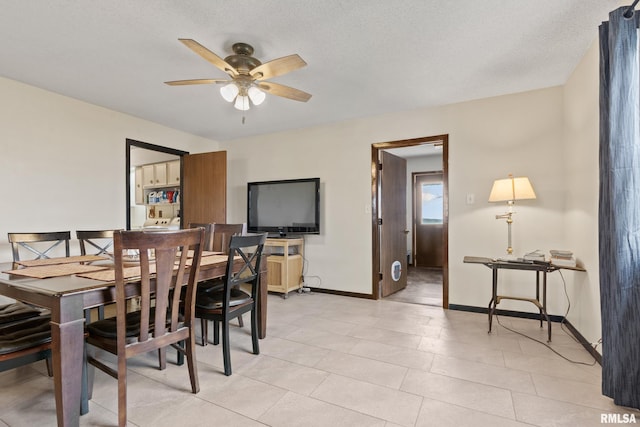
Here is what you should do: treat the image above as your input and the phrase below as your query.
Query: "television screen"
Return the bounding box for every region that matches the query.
[247,178,320,236]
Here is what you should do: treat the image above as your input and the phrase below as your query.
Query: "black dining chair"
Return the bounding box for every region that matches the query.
[194,233,266,375]
[189,223,245,345]
[76,229,118,260]
[0,301,90,415]
[85,228,204,427]
[76,230,119,321]
[8,231,71,263]
[0,301,52,375]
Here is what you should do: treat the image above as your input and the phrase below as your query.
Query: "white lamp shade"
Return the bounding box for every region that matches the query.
[489,176,536,202]
[220,83,239,102]
[248,86,266,105]
[234,95,250,111]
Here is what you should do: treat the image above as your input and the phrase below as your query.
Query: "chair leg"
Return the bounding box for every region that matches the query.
[200,318,208,347]
[176,340,185,366]
[222,319,231,376]
[45,356,53,377]
[84,309,92,324]
[213,320,220,345]
[237,314,244,327]
[185,334,200,393]
[158,347,166,370]
[251,307,260,355]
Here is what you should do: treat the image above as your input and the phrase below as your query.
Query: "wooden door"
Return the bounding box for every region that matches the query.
[413,172,444,268]
[182,151,227,227]
[379,151,407,297]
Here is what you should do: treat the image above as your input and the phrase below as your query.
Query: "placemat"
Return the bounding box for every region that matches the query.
[3,263,109,279]
[177,250,222,258]
[16,255,109,267]
[190,254,229,267]
[76,254,230,281]
[77,264,157,282]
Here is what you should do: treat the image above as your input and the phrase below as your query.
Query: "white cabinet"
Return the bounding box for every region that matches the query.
[142,165,154,187]
[167,160,180,185]
[134,167,144,205]
[142,163,167,188]
[136,160,181,220]
[154,163,167,186]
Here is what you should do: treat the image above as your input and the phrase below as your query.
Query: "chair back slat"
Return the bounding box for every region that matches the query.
[8,232,71,262]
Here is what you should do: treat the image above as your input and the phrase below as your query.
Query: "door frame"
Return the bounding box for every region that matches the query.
[125,139,188,230]
[371,134,449,308]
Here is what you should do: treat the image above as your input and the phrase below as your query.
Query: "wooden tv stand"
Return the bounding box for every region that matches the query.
[265,237,304,298]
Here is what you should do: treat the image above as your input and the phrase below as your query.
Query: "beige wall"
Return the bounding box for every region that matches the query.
[0,76,219,260]
[221,85,571,313]
[563,39,601,348]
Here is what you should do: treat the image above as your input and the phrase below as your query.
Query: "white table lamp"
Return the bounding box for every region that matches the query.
[489,174,536,256]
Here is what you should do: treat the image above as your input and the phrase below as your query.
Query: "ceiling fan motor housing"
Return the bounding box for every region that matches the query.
[225,42,262,75]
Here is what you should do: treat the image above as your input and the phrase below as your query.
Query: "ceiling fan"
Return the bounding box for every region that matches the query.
[165,39,312,111]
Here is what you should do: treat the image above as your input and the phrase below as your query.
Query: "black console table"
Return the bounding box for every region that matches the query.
[463,256,585,342]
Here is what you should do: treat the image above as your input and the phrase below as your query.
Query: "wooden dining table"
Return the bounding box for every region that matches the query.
[0,253,268,427]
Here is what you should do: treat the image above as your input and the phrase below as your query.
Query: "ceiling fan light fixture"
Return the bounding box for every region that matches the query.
[234,95,250,111]
[248,86,266,106]
[220,83,239,102]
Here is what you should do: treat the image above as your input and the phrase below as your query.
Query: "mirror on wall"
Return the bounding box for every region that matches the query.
[125,139,188,230]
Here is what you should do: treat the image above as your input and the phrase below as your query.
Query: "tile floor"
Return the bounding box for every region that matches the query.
[385,267,442,307]
[1,291,638,427]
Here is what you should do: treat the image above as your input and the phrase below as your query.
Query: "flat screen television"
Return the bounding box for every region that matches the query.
[247,178,320,236]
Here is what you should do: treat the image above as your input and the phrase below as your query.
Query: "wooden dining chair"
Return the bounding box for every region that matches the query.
[189,223,245,345]
[210,223,244,253]
[7,231,71,263]
[85,228,204,427]
[194,233,266,375]
[187,223,214,251]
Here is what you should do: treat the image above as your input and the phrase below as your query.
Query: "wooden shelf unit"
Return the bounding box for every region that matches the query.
[265,237,304,298]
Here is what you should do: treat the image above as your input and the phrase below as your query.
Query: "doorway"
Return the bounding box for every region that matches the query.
[125,139,187,230]
[371,135,449,308]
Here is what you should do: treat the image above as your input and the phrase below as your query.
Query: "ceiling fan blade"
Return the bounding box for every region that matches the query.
[178,39,238,77]
[164,78,228,86]
[250,54,307,80]
[257,81,312,102]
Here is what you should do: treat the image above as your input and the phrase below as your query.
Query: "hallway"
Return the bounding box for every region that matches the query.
[385,266,443,307]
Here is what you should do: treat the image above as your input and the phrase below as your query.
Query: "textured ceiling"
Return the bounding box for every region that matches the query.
[0,1,622,141]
